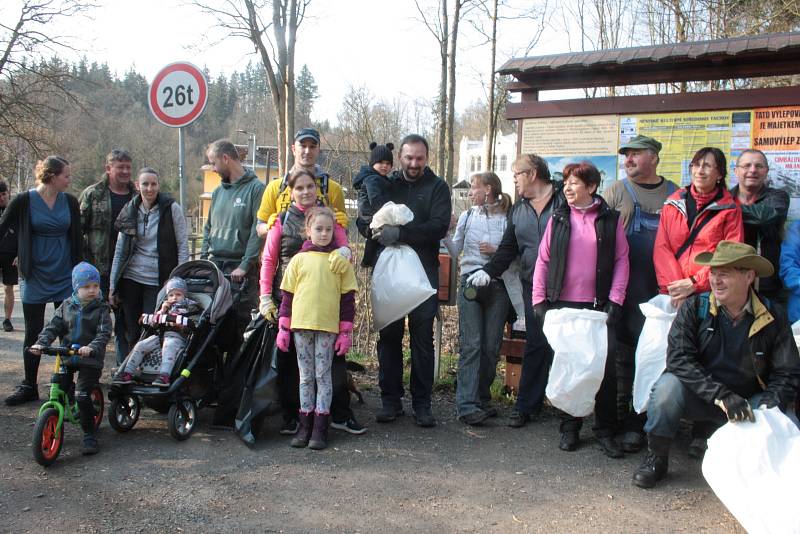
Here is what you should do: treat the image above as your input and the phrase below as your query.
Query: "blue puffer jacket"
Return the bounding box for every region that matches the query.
[780,220,800,322]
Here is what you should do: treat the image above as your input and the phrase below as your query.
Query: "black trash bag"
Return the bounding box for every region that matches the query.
[235,318,280,447]
[213,314,269,428]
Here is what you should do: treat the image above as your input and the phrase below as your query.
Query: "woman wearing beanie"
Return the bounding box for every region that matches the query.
[0,156,83,406]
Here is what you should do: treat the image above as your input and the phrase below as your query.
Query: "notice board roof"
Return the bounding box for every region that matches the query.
[499,32,800,91]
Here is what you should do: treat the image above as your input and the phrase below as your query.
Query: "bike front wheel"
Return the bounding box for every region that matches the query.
[33,408,64,466]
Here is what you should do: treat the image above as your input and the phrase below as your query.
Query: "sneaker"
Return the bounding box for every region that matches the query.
[458,409,490,426]
[597,436,624,458]
[279,417,299,435]
[4,383,39,406]
[375,405,405,423]
[632,452,668,489]
[413,408,437,428]
[687,438,707,460]
[330,416,367,435]
[508,409,531,428]
[113,372,133,385]
[559,430,580,451]
[81,434,99,455]
[620,431,645,453]
[481,405,499,418]
[152,374,170,387]
[2,319,12,332]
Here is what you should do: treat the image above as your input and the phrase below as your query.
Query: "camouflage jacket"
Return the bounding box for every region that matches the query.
[79,175,135,275]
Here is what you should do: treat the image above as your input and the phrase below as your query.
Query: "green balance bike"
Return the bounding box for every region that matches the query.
[30,345,104,466]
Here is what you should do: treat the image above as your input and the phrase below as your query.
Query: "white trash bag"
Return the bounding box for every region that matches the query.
[369,202,435,332]
[702,407,800,534]
[632,295,677,413]
[543,308,608,417]
[791,320,800,351]
[370,201,414,229]
[370,245,435,331]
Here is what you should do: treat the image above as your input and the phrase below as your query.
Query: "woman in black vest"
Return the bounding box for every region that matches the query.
[258,169,352,435]
[532,162,630,458]
[109,168,189,361]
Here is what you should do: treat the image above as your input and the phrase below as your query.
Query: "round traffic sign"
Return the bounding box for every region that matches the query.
[148,62,208,128]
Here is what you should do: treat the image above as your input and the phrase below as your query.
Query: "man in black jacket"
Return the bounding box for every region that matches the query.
[468,154,564,427]
[731,149,789,301]
[633,241,800,489]
[371,134,451,427]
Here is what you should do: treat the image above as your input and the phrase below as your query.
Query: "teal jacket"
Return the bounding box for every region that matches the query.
[201,170,266,273]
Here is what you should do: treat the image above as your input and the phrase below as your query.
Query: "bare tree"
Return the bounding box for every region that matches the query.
[471,0,547,170]
[415,0,449,177]
[0,0,95,169]
[191,0,309,175]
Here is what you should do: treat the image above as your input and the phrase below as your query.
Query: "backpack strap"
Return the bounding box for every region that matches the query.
[674,209,720,260]
[697,292,710,320]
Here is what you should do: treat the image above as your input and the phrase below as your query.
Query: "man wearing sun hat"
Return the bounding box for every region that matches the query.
[632,241,800,489]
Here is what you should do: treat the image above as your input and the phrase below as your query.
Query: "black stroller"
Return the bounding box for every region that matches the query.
[107,260,238,440]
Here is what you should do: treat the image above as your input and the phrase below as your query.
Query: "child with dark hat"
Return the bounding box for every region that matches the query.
[29,262,112,455]
[353,142,395,266]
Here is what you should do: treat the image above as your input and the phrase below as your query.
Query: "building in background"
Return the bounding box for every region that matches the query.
[457,133,517,203]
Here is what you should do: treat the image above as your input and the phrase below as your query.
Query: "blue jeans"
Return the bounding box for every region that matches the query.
[377,269,438,412]
[514,280,554,415]
[455,274,510,416]
[644,372,800,438]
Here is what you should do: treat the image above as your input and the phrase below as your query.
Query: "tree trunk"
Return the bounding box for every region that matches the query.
[436,0,449,177]
[444,0,462,184]
[484,0,498,172]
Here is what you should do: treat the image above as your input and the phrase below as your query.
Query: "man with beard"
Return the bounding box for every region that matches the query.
[368,134,451,427]
[202,139,266,330]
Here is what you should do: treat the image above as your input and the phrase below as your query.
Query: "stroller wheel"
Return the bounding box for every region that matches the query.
[108,395,140,432]
[168,400,197,441]
[90,386,105,430]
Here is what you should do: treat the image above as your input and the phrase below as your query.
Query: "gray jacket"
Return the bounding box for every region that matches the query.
[37,296,112,369]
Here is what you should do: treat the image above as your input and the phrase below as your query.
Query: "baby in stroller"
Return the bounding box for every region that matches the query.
[114,277,200,387]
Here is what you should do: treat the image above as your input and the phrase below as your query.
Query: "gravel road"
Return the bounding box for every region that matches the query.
[0,301,742,533]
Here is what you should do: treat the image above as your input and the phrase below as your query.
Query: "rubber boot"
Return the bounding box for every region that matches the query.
[77,392,99,455]
[308,413,330,450]
[291,411,314,448]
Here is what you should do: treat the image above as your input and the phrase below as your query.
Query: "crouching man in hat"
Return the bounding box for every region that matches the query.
[633,241,800,489]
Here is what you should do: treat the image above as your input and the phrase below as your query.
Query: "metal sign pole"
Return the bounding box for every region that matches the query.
[178,126,186,208]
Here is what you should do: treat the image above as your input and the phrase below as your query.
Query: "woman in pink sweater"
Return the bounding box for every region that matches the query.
[533,161,629,458]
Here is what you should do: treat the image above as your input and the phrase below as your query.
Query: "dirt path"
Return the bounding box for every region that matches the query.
[0,301,742,533]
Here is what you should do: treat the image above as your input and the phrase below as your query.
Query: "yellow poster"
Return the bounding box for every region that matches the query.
[619,110,751,186]
[520,115,619,156]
